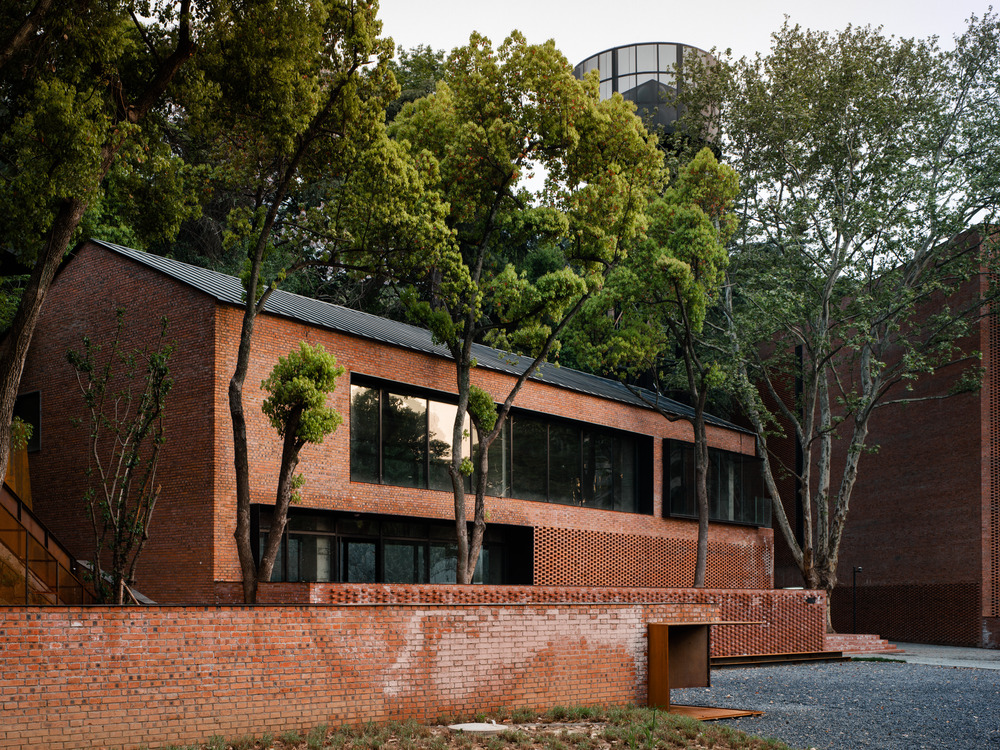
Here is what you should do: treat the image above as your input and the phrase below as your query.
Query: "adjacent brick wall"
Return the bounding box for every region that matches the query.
[0,586,824,750]
[20,244,219,604]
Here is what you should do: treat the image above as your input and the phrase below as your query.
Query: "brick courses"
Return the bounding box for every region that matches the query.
[21,242,771,603]
[0,585,824,750]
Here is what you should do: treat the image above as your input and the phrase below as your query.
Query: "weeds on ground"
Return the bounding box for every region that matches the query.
[166,704,794,750]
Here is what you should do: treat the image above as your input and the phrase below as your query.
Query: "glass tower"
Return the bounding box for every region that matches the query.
[573,42,712,134]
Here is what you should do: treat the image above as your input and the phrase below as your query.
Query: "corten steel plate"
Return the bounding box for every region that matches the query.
[667,705,764,721]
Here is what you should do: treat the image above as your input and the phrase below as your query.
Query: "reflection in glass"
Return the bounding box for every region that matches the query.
[287,533,334,582]
[512,417,548,502]
[384,542,425,583]
[599,51,612,76]
[428,401,458,491]
[615,434,638,513]
[665,439,770,526]
[484,421,511,497]
[583,432,615,510]
[658,44,677,70]
[617,45,635,74]
[382,392,427,488]
[549,422,581,505]
[350,385,379,482]
[636,44,657,71]
[343,540,376,582]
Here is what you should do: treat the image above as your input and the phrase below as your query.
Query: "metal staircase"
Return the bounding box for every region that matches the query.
[0,482,95,605]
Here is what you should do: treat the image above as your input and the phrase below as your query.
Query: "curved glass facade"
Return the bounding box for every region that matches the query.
[573,42,712,133]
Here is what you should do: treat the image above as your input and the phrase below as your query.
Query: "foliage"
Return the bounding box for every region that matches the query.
[680,15,1000,610]
[67,308,174,605]
[0,0,250,507]
[261,342,344,444]
[570,148,739,586]
[386,31,663,582]
[256,342,343,585]
[9,416,31,452]
[386,44,447,121]
[180,0,457,602]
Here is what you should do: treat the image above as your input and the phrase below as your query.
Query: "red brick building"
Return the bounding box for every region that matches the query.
[19,240,774,604]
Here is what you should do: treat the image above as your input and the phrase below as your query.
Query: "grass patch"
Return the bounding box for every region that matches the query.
[165,705,794,750]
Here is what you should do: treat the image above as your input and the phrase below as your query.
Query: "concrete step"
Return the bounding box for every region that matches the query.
[713,651,852,668]
[824,633,902,655]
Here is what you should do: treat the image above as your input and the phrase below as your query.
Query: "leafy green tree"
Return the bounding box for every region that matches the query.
[182,0,451,603]
[256,342,343,596]
[67,309,174,605]
[389,32,664,583]
[0,0,251,491]
[386,44,447,122]
[682,16,1000,620]
[571,148,739,587]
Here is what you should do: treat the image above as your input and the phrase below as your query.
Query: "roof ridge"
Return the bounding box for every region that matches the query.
[88,239,745,432]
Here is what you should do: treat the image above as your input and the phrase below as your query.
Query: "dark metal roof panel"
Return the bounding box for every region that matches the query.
[92,240,743,431]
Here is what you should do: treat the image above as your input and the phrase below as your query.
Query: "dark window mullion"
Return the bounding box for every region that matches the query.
[377,389,384,483]
[425,398,430,489]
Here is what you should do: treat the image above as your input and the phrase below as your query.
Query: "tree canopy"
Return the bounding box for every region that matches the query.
[0,0,213,488]
[679,14,1000,613]
[388,31,664,582]
[569,147,739,586]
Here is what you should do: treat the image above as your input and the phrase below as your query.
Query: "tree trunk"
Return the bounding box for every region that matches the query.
[256,414,303,587]
[0,198,88,485]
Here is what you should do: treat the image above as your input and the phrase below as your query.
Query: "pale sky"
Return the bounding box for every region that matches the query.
[377,0,991,65]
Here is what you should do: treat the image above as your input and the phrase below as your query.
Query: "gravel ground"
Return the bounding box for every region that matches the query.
[671,660,1000,749]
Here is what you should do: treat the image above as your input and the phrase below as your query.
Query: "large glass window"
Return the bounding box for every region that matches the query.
[351,379,652,515]
[350,383,470,491]
[664,440,771,526]
[512,416,548,503]
[257,508,528,584]
[382,392,427,488]
[350,385,379,482]
[549,422,581,505]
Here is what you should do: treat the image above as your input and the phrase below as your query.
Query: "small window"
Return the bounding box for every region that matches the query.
[13,391,40,453]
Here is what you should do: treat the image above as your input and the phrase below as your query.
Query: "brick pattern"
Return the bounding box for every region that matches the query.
[22,242,772,604]
[830,582,982,646]
[0,586,825,750]
[213,583,823,656]
[533,527,771,589]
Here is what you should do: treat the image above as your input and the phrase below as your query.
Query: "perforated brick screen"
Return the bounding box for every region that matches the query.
[532,526,772,589]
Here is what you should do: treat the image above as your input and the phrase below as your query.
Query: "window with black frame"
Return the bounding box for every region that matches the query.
[663,439,771,526]
[255,508,532,584]
[350,379,653,515]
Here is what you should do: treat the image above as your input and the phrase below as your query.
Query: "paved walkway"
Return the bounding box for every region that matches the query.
[890,641,1000,670]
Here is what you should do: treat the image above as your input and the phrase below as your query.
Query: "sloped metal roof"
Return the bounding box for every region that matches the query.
[91,240,744,431]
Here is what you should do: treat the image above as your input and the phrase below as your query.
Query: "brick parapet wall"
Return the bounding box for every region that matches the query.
[212,583,825,656]
[0,585,824,750]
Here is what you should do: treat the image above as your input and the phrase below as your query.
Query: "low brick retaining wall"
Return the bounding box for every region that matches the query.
[0,586,824,749]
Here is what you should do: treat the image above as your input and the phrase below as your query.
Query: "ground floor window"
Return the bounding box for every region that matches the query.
[253,506,534,584]
[350,377,654,514]
[664,439,771,526]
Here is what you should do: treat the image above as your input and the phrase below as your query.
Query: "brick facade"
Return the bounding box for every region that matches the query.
[21,242,771,604]
[0,586,824,750]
